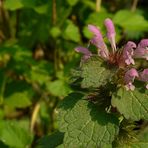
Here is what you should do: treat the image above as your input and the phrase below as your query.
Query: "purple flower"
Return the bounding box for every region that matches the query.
[104,18,116,52]
[75,46,92,60]
[122,41,136,65]
[88,25,109,60]
[124,68,139,91]
[139,69,148,89]
[88,25,102,37]
[134,39,148,60]
[138,39,148,48]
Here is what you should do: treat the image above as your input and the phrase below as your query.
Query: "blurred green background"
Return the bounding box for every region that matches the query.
[0,0,148,147]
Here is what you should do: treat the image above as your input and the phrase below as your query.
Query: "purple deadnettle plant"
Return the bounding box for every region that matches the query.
[56,18,148,147]
[75,18,148,90]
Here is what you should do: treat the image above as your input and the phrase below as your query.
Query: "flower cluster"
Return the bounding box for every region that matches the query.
[75,18,148,90]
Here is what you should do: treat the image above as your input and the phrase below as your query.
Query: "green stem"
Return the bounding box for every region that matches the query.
[96,0,102,12]
[131,0,139,12]
[0,76,7,105]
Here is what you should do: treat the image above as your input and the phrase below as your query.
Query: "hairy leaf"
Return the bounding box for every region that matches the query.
[37,131,64,148]
[57,93,119,147]
[112,87,148,120]
[81,56,113,88]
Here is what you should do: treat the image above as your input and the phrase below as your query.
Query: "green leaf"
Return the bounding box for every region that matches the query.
[57,93,119,147]
[4,80,33,108]
[0,120,33,148]
[4,0,23,10]
[4,91,31,108]
[50,27,61,38]
[113,10,148,31]
[81,56,113,88]
[112,87,148,120]
[62,20,81,42]
[46,80,71,97]
[4,0,38,10]
[37,131,64,148]
[34,4,48,14]
[26,60,53,85]
[66,0,79,6]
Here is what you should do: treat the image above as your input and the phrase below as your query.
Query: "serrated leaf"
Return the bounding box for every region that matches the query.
[57,93,119,147]
[81,56,113,88]
[0,121,33,148]
[37,131,64,148]
[112,87,148,121]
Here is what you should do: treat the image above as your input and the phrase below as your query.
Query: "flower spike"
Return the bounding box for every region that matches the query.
[88,24,109,60]
[104,18,116,52]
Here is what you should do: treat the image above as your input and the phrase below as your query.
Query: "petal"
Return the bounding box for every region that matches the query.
[134,39,148,60]
[124,68,138,91]
[104,18,116,52]
[75,46,92,55]
[125,82,135,91]
[122,41,136,65]
[138,39,148,48]
[88,25,102,38]
[124,68,139,84]
[146,84,148,89]
[134,47,148,60]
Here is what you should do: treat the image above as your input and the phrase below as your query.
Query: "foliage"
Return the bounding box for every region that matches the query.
[0,0,148,147]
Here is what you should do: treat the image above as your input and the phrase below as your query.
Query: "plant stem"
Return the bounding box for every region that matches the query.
[30,102,41,133]
[96,0,102,12]
[131,0,139,12]
[52,0,57,25]
[0,0,11,38]
[0,76,7,105]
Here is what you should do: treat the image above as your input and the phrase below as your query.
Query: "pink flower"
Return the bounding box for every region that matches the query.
[122,41,136,65]
[88,25,109,60]
[124,68,139,91]
[75,46,92,60]
[134,39,148,60]
[104,18,116,52]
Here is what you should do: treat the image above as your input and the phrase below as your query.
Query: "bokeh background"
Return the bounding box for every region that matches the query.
[0,0,148,147]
